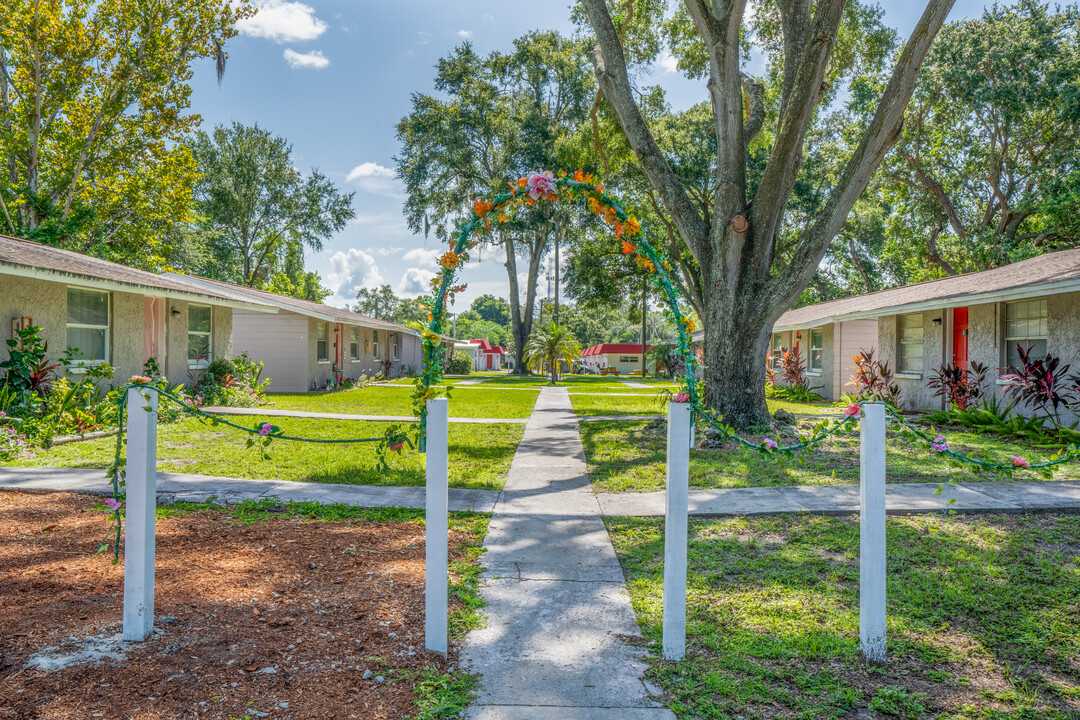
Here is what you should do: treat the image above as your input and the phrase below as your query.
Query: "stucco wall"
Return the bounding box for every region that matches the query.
[1,275,66,367]
[110,290,144,382]
[165,299,189,383]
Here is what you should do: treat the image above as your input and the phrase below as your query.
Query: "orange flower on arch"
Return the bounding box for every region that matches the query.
[439,251,461,270]
[473,199,494,218]
[626,217,641,237]
[621,240,635,254]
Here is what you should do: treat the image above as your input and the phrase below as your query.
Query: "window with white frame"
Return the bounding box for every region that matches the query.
[809,329,824,372]
[371,329,380,359]
[316,322,329,363]
[898,313,924,373]
[349,326,359,361]
[188,304,212,367]
[391,332,400,360]
[770,333,783,369]
[1005,299,1047,369]
[619,355,639,363]
[66,287,110,363]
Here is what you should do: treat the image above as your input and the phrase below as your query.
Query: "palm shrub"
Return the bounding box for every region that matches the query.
[525,322,582,385]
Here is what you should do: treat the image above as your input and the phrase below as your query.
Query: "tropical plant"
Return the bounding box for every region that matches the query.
[646,344,681,378]
[0,326,57,412]
[927,361,988,410]
[850,349,901,406]
[525,322,583,385]
[778,348,807,387]
[921,394,1066,443]
[1000,344,1073,421]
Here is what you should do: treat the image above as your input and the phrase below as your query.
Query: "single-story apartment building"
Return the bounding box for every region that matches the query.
[580,343,653,374]
[166,275,424,392]
[0,234,273,385]
[470,339,507,371]
[688,247,1080,411]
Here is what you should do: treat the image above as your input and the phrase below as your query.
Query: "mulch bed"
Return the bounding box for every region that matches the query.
[0,492,473,719]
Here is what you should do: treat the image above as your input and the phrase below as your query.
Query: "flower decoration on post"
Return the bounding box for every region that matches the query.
[762,438,778,450]
[1010,456,1031,468]
[845,402,862,417]
[526,171,558,200]
[673,393,691,403]
[104,497,123,511]
[129,375,152,385]
[931,434,948,453]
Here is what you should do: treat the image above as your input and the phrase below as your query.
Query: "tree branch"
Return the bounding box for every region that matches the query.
[582,0,709,259]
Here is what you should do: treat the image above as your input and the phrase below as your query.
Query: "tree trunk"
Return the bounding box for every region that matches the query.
[702,309,774,428]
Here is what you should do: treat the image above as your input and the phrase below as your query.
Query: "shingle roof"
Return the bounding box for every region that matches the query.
[774,246,1080,330]
[168,273,418,334]
[0,234,272,309]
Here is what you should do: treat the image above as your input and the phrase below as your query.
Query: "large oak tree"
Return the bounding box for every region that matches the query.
[580,0,955,425]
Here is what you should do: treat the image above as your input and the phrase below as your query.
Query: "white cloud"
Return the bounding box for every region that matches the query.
[370,246,405,257]
[283,48,330,69]
[346,162,395,181]
[402,248,440,269]
[397,268,436,297]
[326,248,383,304]
[238,0,328,43]
[346,162,402,199]
[457,30,473,39]
[657,50,679,74]
[417,31,431,45]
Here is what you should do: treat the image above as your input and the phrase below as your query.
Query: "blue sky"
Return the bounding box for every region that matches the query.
[187,0,989,309]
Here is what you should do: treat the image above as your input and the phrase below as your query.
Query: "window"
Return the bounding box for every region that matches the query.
[371,329,380,359]
[66,287,110,363]
[898,313,924,374]
[188,304,212,367]
[1005,299,1048,369]
[391,332,400,360]
[317,322,329,363]
[770,333,783,369]
[619,355,639,363]
[809,329,823,372]
[349,327,359,361]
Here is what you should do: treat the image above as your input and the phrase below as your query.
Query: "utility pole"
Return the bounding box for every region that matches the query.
[641,275,647,378]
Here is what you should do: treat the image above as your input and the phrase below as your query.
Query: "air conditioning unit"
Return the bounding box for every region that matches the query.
[11,316,32,338]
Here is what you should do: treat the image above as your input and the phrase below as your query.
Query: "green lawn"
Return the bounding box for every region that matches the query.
[582,418,1080,493]
[10,417,522,490]
[608,513,1080,719]
[472,374,680,391]
[571,393,670,417]
[262,385,538,419]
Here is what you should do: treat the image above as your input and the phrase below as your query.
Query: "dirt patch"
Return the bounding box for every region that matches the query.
[0,492,476,719]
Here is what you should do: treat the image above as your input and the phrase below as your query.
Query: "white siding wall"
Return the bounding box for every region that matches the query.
[232,309,310,392]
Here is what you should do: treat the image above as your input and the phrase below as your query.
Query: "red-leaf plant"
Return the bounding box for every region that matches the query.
[1001,344,1073,423]
[927,361,988,410]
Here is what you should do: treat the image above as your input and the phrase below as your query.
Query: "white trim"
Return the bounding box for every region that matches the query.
[0,262,275,313]
[895,372,923,380]
[774,277,1080,331]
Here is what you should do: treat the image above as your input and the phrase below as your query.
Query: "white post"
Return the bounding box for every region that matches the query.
[859,402,887,663]
[425,397,449,655]
[123,387,158,641]
[663,401,691,661]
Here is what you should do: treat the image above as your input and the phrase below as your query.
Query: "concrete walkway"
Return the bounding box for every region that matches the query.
[4,466,1080,517]
[201,406,527,424]
[0,466,500,512]
[616,379,648,389]
[460,386,673,720]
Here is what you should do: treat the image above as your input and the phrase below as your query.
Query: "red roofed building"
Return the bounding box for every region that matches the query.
[470,339,507,371]
[580,343,652,375]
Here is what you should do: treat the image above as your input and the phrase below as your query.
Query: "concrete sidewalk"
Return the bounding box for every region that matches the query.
[460,386,673,720]
[201,406,527,424]
[0,466,500,512]
[4,465,1079,517]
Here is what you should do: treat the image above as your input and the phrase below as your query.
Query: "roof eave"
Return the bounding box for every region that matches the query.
[0,262,277,313]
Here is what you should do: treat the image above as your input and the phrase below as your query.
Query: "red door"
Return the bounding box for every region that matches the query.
[486,354,493,370]
[953,307,969,370]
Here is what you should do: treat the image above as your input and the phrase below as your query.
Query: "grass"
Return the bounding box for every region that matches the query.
[571,393,671,417]
[581,417,1080,493]
[469,373,680,391]
[11,417,523,490]
[149,497,488,720]
[262,385,538,419]
[607,512,1080,719]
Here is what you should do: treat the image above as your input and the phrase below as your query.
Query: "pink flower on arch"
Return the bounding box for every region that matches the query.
[673,393,691,403]
[104,498,123,511]
[258,423,274,437]
[130,375,152,384]
[931,435,948,453]
[1011,456,1030,468]
[844,402,862,417]
[526,171,558,201]
[390,442,404,453]
[762,439,778,450]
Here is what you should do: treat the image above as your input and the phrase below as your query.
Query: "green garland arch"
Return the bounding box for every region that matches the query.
[410,170,700,450]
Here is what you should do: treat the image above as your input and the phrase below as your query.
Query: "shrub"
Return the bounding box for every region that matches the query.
[193,353,270,408]
[447,351,473,375]
[778,347,806,387]
[927,361,988,410]
[1001,344,1073,421]
[850,348,900,405]
[0,325,58,412]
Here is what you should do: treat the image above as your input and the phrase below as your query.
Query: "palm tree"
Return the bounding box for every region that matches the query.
[525,322,582,385]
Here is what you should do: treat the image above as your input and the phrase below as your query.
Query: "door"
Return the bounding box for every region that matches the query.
[952,307,969,370]
[486,354,493,370]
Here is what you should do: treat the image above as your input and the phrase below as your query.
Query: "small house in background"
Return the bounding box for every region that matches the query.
[470,339,507,371]
[165,275,422,392]
[454,341,481,372]
[580,343,652,375]
[0,234,272,385]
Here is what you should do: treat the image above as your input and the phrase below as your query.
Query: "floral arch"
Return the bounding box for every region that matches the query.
[410,170,700,449]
